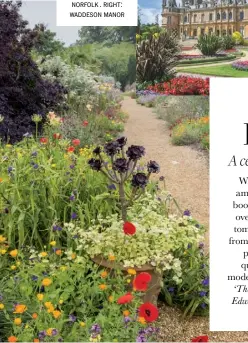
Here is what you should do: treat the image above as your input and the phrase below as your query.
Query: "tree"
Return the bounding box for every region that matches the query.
[33,23,65,56]
[0,2,67,143]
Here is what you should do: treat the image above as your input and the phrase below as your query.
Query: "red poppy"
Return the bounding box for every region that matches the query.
[133,272,152,291]
[138,302,159,322]
[123,222,136,235]
[191,336,209,342]
[117,293,134,304]
[72,139,80,146]
[82,120,89,127]
[67,146,75,153]
[53,133,61,139]
[40,137,48,144]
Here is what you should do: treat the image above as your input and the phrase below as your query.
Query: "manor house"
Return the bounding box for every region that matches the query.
[161,0,248,38]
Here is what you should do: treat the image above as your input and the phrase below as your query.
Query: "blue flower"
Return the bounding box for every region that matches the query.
[33,164,39,169]
[31,275,38,281]
[202,277,209,287]
[69,314,77,322]
[199,291,207,297]
[108,184,116,190]
[168,287,175,293]
[183,209,191,216]
[71,212,77,220]
[69,195,75,201]
[201,303,207,309]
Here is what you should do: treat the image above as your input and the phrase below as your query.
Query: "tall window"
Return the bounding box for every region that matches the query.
[167,16,171,24]
[184,15,187,23]
[201,13,205,22]
[229,11,232,20]
[240,11,244,20]
[194,14,197,22]
[240,26,244,36]
[209,13,213,21]
[222,11,226,20]
[217,12,220,20]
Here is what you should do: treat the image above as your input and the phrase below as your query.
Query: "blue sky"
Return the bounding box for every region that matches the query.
[139,0,162,24]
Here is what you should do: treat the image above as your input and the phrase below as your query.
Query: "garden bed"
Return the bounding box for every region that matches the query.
[177,64,248,77]
[177,53,236,66]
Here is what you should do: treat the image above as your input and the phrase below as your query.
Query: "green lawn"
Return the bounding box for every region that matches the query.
[177,64,248,77]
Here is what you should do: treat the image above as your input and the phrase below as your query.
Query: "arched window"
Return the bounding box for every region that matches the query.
[222,11,226,20]
[240,11,244,20]
[229,11,232,20]
[217,12,220,20]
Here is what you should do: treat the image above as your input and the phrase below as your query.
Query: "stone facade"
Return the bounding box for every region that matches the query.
[162,0,248,38]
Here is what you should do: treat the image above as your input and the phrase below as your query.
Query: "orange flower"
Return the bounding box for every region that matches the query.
[138,316,146,325]
[55,249,62,256]
[108,255,115,261]
[67,146,75,153]
[37,293,44,301]
[123,310,130,317]
[100,270,108,278]
[32,313,38,319]
[9,249,18,258]
[40,137,48,145]
[127,268,136,275]
[72,139,80,146]
[52,310,62,319]
[33,339,40,342]
[99,284,107,290]
[8,336,17,342]
[13,304,27,314]
[45,302,53,309]
[0,178,3,183]
[14,318,22,326]
[71,253,76,259]
[42,278,52,287]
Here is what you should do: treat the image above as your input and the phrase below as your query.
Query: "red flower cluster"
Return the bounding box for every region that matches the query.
[133,272,151,291]
[191,336,209,342]
[147,77,209,96]
[123,222,136,235]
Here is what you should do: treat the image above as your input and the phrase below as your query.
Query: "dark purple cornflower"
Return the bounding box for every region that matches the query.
[199,291,207,297]
[31,275,38,281]
[70,164,75,169]
[71,212,77,220]
[58,338,63,342]
[183,209,191,216]
[38,331,46,340]
[157,197,161,201]
[108,184,116,190]
[202,277,209,287]
[124,316,131,326]
[168,287,175,293]
[42,272,48,276]
[69,314,77,323]
[69,195,75,201]
[40,286,45,292]
[33,164,39,169]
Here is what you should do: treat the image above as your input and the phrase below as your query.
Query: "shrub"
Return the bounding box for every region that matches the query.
[232,60,248,71]
[221,35,235,50]
[136,31,180,84]
[0,2,67,143]
[232,31,244,45]
[196,34,222,56]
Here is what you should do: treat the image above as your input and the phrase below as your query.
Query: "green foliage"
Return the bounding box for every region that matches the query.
[221,35,235,50]
[77,27,136,45]
[136,31,180,84]
[33,24,65,56]
[196,34,222,56]
[163,243,209,317]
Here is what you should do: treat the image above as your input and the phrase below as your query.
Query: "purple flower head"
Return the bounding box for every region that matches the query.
[33,164,39,169]
[201,264,206,269]
[136,334,147,342]
[131,173,148,189]
[71,212,77,220]
[195,223,200,228]
[201,303,207,309]
[202,277,209,287]
[31,151,37,157]
[147,160,160,174]
[70,164,75,169]
[93,146,101,155]
[199,291,207,297]
[88,158,102,171]
[168,287,175,293]
[187,243,192,249]
[199,242,204,249]
[104,141,120,156]
[159,176,165,181]
[90,323,101,334]
[4,208,9,214]
[0,294,3,301]
[183,209,191,216]
[116,136,127,148]
[69,195,75,201]
[8,166,13,173]
[124,316,131,324]
[69,314,77,322]
[113,158,129,173]
[52,329,58,336]
[31,275,38,281]
[126,145,145,161]
[38,331,46,340]
[108,184,116,191]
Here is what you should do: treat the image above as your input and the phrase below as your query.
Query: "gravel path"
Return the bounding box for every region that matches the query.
[122,97,209,230]
[122,97,248,342]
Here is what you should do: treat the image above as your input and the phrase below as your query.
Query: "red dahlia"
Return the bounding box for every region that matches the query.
[72,139,80,146]
[191,336,209,342]
[133,272,152,291]
[138,302,159,322]
[117,293,134,304]
[123,222,136,235]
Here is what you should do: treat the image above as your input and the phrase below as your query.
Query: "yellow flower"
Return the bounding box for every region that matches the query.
[46,328,53,336]
[52,310,61,319]
[71,253,76,259]
[0,249,7,255]
[16,261,21,266]
[108,255,115,261]
[0,235,6,243]
[42,278,52,287]
[13,304,27,314]
[0,303,4,310]
[25,325,29,329]
[127,268,136,275]
[44,302,53,309]
[9,249,18,258]
[47,305,55,313]
[108,295,114,302]
[123,310,130,317]
[60,266,67,272]
[37,293,44,301]
[40,252,48,257]
[79,321,86,327]
[0,178,3,183]
[51,164,56,168]
[99,284,107,290]
[10,265,16,270]
[138,317,146,325]
[50,241,56,247]
[100,270,108,278]
[14,318,22,326]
